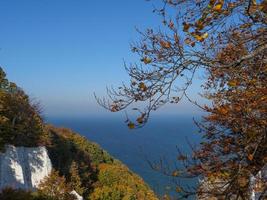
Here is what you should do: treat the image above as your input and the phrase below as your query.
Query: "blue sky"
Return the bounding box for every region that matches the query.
[0,0,205,118]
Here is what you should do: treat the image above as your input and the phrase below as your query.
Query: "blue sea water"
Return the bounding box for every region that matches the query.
[47,115,201,197]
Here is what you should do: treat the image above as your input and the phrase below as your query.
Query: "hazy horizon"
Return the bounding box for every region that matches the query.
[0,0,206,118]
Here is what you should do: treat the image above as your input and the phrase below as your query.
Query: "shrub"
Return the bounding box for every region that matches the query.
[38,170,75,200]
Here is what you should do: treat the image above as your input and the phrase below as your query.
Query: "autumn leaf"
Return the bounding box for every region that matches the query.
[139,82,147,91]
[213,3,223,12]
[193,34,204,42]
[172,170,179,177]
[228,80,238,87]
[218,106,228,115]
[111,104,119,112]
[248,154,253,161]
[136,116,144,124]
[160,40,171,48]
[209,0,216,6]
[175,186,182,193]
[184,38,191,44]
[238,177,248,187]
[252,0,257,6]
[195,20,204,30]
[128,122,135,129]
[202,32,209,39]
[183,23,190,32]
[141,57,152,64]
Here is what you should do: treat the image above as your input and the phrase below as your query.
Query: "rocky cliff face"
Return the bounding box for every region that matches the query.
[0,145,84,200]
[0,145,52,190]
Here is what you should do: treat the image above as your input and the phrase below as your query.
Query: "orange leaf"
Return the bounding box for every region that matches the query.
[183,23,190,32]
[228,80,238,87]
[248,154,253,161]
[213,3,223,11]
[172,171,179,177]
[160,40,171,48]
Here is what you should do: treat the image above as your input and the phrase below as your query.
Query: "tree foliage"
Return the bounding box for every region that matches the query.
[0,67,47,150]
[38,170,75,200]
[97,0,267,199]
[70,161,85,195]
[45,125,158,200]
[90,163,158,200]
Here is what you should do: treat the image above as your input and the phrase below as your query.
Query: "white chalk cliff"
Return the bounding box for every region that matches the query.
[0,145,83,200]
[0,145,52,190]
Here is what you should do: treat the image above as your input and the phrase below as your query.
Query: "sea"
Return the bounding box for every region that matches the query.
[47,114,202,198]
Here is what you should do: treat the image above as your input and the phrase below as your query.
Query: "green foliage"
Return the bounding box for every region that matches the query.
[0,187,55,200]
[0,67,47,150]
[90,163,158,200]
[46,126,158,200]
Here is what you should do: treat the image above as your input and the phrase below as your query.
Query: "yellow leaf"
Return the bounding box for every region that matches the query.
[252,0,257,5]
[128,122,135,129]
[228,80,238,87]
[184,38,191,44]
[213,3,223,11]
[202,32,209,39]
[139,82,147,91]
[141,57,152,64]
[194,34,204,42]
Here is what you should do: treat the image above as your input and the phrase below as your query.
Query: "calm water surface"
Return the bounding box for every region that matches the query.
[47,115,201,197]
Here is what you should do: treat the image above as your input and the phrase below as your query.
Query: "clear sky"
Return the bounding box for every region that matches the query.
[0,0,205,118]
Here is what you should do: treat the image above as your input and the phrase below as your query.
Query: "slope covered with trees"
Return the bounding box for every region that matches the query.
[0,67,158,200]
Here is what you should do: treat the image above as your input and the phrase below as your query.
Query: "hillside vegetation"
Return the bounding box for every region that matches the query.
[0,67,158,200]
